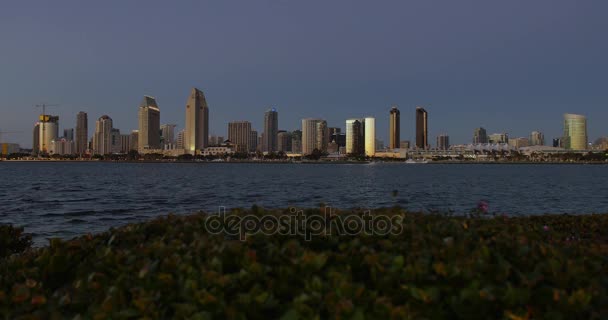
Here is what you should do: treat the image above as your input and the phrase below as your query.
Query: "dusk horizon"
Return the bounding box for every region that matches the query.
[2,0,607,148]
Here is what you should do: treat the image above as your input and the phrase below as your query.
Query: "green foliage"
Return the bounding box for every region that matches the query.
[0,225,32,259]
[0,209,607,319]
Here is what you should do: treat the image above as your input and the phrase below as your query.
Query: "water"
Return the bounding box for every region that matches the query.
[1,162,607,244]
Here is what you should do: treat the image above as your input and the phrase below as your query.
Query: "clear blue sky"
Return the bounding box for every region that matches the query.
[1,0,607,148]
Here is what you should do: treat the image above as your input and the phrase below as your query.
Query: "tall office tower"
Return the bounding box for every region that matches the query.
[563,114,587,150]
[389,106,400,149]
[119,134,131,153]
[364,117,375,156]
[437,134,450,150]
[63,128,74,141]
[184,88,209,154]
[32,123,40,154]
[262,108,278,152]
[489,133,509,144]
[291,130,302,153]
[111,128,121,153]
[75,112,88,155]
[277,131,292,152]
[228,121,252,153]
[176,130,184,149]
[552,138,561,148]
[249,131,258,152]
[529,131,545,146]
[345,119,365,155]
[130,130,139,151]
[138,96,161,152]
[473,127,488,144]
[160,124,177,146]
[39,115,59,154]
[93,115,113,155]
[301,118,327,155]
[415,107,428,149]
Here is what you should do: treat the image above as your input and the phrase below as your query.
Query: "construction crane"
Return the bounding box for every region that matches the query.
[35,104,59,154]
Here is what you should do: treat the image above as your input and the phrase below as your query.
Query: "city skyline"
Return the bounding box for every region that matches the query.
[1,1,607,148]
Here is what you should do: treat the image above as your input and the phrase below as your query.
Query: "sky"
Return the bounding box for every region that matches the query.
[1,0,607,148]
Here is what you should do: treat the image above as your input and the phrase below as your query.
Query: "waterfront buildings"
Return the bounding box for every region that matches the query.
[93,115,113,155]
[301,118,327,155]
[364,117,375,156]
[489,133,509,144]
[120,134,132,153]
[39,115,59,154]
[291,130,302,154]
[277,131,292,152]
[400,140,410,149]
[473,127,488,144]
[249,130,258,152]
[63,128,74,141]
[437,134,450,150]
[76,112,88,155]
[228,121,252,153]
[0,143,20,155]
[263,108,278,152]
[184,88,209,154]
[529,131,545,146]
[176,130,184,149]
[415,107,428,149]
[563,113,587,150]
[50,138,74,155]
[552,138,561,148]
[138,96,161,152]
[389,106,400,149]
[130,130,139,151]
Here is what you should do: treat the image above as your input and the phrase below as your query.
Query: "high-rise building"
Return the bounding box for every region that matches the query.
[563,113,587,150]
[529,131,545,146]
[228,121,252,153]
[63,128,74,141]
[291,130,302,154]
[415,107,428,149]
[346,119,365,155]
[437,134,450,150]
[160,124,176,144]
[301,118,327,155]
[176,130,184,149]
[249,130,258,152]
[93,115,113,155]
[184,88,209,154]
[32,123,40,154]
[130,130,139,151]
[263,108,278,152]
[277,131,292,152]
[120,134,131,153]
[111,128,121,153]
[39,115,59,154]
[138,96,161,152]
[508,137,529,149]
[552,138,561,148]
[389,106,400,149]
[489,133,509,144]
[75,112,88,155]
[50,138,74,155]
[473,127,488,144]
[364,117,375,156]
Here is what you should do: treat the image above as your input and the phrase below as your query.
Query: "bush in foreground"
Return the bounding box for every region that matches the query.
[0,224,32,259]
[0,208,607,319]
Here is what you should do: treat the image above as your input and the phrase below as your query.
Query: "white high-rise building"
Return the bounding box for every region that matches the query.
[563,114,587,150]
[364,117,375,157]
[301,118,327,155]
[184,88,209,154]
[39,115,59,154]
[93,115,113,155]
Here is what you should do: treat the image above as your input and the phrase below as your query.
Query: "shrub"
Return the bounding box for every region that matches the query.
[0,225,32,259]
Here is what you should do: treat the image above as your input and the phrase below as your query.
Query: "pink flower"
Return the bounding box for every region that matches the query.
[543,225,550,231]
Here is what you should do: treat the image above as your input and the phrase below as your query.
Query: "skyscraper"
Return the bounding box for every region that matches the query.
[228,121,252,153]
[32,123,40,154]
[301,118,327,155]
[291,130,302,154]
[160,124,177,147]
[437,134,450,150]
[563,114,587,150]
[184,88,209,154]
[249,130,258,152]
[138,96,161,152]
[277,131,292,152]
[130,130,139,151]
[76,112,88,155]
[489,133,509,144]
[415,107,428,149]
[346,119,365,155]
[263,108,278,152]
[39,115,59,154]
[364,117,375,157]
[93,115,113,155]
[529,131,545,146]
[389,106,400,149]
[473,127,488,144]
[63,128,74,141]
